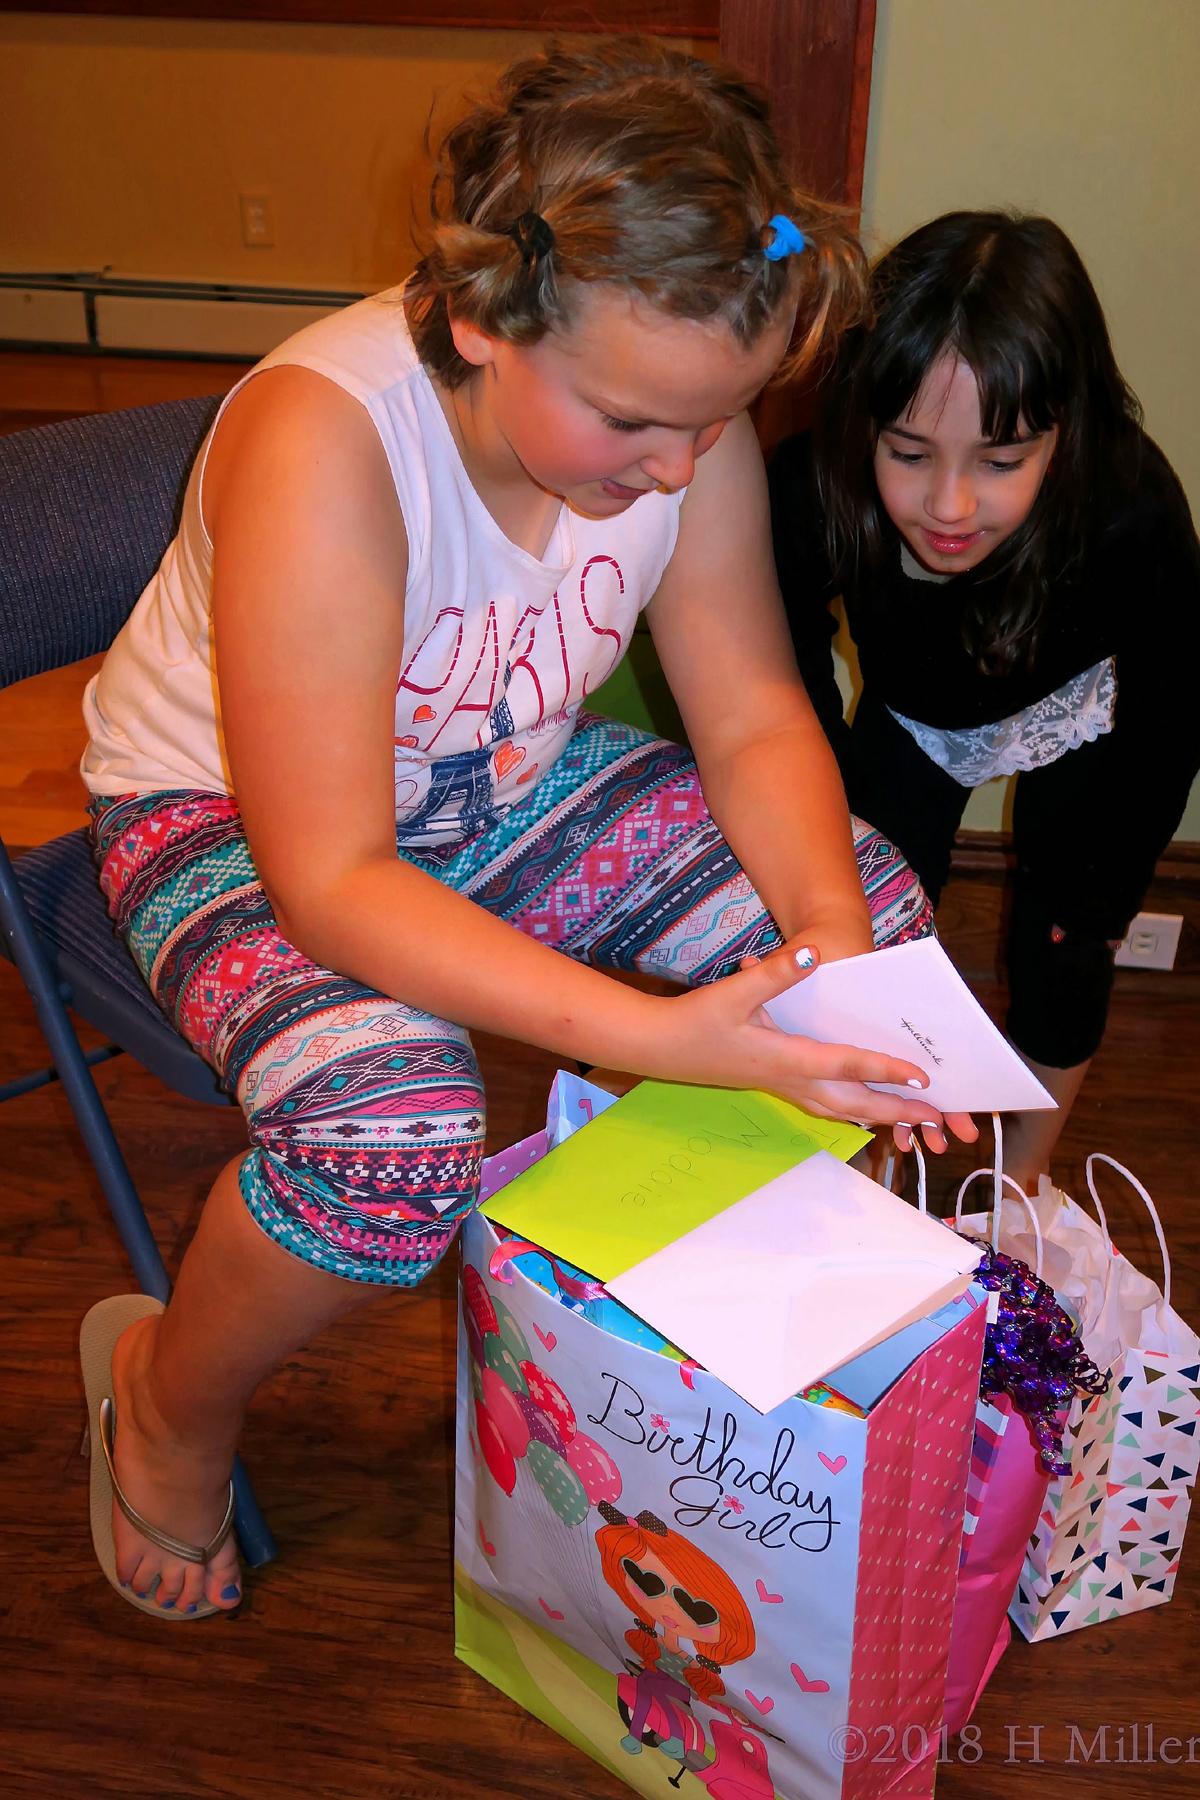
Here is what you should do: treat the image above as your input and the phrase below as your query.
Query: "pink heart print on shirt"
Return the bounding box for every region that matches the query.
[412,705,436,722]
[818,1453,847,1475]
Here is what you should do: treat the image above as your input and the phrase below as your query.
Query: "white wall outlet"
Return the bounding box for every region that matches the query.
[1113,911,1184,971]
[240,191,274,248]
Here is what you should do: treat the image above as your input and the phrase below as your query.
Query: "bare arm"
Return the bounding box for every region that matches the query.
[647,410,872,962]
[204,368,953,1131]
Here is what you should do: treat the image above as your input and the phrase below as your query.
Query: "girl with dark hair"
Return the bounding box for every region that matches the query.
[76,40,973,1622]
[771,210,1200,1193]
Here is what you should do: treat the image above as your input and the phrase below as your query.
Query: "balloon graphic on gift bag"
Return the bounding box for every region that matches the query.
[527,1440,590,1527]
[515,1390,565,1456]
[464,1307,487,1371]
[483,1366,531,1460]
[463,1263,498,1338]
[475,1397,516,1497]
[521,1362,577,1443]
[484,1337,529,1396]
[490,1295,532,1367]
[565,1431,624,1506]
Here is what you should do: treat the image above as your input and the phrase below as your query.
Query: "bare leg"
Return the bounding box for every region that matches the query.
[109,1155,392,1611]
[1001,1055,1091,1196]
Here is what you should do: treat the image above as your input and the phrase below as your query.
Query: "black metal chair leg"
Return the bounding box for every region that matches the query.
[0,841,277,1567]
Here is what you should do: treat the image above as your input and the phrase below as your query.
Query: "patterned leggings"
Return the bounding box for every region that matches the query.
[91,717,933,1287]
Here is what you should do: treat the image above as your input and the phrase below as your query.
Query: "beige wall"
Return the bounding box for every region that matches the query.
[0,14,698,293]
[2,5,1196,839]
[860,0,1200,838]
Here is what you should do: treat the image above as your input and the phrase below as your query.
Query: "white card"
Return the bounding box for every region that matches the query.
[607,1152,983,1415]
[763,935,1055,1114]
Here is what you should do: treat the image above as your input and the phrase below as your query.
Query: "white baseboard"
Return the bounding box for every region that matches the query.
[0,272,362,359]
[94,293,340,357]
[0,286,90,345]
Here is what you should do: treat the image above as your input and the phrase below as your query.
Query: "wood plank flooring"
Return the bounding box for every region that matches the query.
[2,350,1198,1798]
[0,350,250,436]
[2,963,1197,1800]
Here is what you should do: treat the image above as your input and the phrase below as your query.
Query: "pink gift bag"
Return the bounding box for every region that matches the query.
[943,1396,1052,1733]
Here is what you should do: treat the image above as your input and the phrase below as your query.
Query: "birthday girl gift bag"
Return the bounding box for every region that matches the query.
[453,1081,988,1800]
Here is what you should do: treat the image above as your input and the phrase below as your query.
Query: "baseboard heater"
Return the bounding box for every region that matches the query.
[0,271,367,360]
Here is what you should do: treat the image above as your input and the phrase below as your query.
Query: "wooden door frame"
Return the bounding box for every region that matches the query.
[721,0,877,209]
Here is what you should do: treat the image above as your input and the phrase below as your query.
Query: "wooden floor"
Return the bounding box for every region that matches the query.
[0,348,250,437]
[2,352,1199,1798]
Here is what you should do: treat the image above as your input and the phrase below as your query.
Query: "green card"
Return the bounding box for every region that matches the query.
[481,1080,869,1282]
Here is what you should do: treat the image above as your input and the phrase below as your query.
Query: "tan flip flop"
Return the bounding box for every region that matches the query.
[80,1294,235,1621]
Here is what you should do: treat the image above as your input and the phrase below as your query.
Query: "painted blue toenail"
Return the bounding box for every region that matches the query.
[221,1585,241,1601]
[185,1603,198,1613]
[161,1599,176,1609]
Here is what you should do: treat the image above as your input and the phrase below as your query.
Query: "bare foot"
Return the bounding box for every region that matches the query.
[109,1314,243,1613]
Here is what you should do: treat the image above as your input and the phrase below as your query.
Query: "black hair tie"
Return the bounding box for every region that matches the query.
[508,210,556,265]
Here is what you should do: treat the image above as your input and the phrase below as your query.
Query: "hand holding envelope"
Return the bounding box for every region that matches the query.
[763,936,1055,1117]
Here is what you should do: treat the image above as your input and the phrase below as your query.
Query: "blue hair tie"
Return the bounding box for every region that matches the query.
[764,214,807,261]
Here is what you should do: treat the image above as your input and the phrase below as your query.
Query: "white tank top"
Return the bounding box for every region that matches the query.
[81,289,685,846]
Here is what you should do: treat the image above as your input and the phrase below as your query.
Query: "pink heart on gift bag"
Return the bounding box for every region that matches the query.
[744,1691,774,1715]
[791,1665,830,1694]
[755,1579,783,1604]
[478,1522,496,1558]
[533,1324,557,1352]
[539,1598,565,1620]
[818,1453,847,1475]
[680,1359,702,1389]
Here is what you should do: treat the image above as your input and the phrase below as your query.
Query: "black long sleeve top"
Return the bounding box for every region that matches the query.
[768,431,1200,770]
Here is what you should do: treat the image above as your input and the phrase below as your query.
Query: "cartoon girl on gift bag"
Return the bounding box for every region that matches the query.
[594,1501,772,1791]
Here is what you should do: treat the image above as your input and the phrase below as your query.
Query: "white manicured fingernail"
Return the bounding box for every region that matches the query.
[795,947,816,970]
[907,1078,925,1088]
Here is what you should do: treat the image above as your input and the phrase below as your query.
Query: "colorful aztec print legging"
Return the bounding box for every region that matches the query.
[91,716,934,1288]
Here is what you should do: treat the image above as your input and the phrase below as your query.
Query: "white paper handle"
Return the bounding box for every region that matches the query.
[953,1115,1005,1244]
[954,1168,1045,1281]
[953,1116,1044,1280]
[1085,1152,1171,1309]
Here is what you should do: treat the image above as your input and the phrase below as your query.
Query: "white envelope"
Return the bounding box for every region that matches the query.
[606,1151,983,1414]
[763,935,1055,1114]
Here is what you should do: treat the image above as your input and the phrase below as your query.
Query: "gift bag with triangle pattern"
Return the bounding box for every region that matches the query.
[998,1157,1200,1641]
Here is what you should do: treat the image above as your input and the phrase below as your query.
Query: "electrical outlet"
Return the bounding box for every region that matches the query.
[1113,911,1184,971]
[240,192,274,248]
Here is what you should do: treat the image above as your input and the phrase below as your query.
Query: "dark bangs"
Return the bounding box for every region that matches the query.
[815,212,1143,676]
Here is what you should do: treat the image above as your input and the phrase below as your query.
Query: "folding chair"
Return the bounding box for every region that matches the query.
[0,399,275,1567]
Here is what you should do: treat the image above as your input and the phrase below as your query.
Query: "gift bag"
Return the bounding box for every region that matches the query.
[961,1153,1199,1640]
[943,1396,1051,1732]
[455,1087,988,1800]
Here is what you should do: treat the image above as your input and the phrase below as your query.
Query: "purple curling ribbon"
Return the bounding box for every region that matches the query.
[963,1235,1109,1476]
